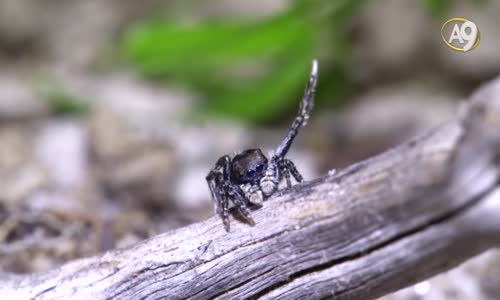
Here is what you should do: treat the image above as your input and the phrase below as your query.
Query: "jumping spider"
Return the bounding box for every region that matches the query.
[206,59,318,231]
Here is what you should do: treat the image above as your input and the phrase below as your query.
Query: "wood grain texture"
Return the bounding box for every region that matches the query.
[2,77,500,300]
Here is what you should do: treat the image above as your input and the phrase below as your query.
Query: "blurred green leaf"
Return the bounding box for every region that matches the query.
[119,0,365,123]
[205,56,314,123]
[122,13,312,75]
[47,93,89,116]
[419,0,450,15]
[35,81,89,116]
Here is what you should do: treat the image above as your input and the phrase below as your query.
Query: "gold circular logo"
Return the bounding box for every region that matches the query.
[441,18,480,52]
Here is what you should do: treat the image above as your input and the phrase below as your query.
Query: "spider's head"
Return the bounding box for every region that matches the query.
[231,149,268,184]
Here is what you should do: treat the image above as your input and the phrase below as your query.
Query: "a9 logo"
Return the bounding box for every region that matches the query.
[441,18,480,52]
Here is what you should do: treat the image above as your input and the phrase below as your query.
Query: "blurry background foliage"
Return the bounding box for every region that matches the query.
[36,79,90,116]
[119,0,453,124]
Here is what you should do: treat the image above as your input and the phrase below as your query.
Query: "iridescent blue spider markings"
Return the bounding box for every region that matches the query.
[206,59,319,231]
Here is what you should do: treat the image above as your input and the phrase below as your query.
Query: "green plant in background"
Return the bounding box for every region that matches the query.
[120,0,367,124]
[420,0,486,16]
[35,80,90,116]
[420,0,450,15]
[119,0,478,124]
[119,0,362,124]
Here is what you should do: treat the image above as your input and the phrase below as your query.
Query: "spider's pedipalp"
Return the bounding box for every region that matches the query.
[260,159,279,196]
[241,183,264,206]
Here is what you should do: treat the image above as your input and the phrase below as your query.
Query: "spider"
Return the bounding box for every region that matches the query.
[206,59,318,231]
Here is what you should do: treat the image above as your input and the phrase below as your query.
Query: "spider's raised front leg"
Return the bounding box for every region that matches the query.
[262,59,316,195]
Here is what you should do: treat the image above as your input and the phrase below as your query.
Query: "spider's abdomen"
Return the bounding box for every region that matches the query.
[231,149,268,184]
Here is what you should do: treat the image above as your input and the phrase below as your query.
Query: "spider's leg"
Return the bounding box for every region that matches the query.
[281,165,292,188]
[206,155,233,231]
[206,155,231,211]
[227,184,255,225]
[282,158,303,183]
[220,187,231,231]
[274,59,318,159]
[206,170,222,212]
[206,170,231,231]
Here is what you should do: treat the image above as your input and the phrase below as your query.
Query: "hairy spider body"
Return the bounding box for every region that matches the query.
[206,59,318,231]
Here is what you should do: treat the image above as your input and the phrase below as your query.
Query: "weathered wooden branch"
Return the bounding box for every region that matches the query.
[2,77,500,300]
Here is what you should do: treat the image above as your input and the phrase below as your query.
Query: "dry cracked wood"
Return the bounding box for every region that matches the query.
[2,77,500,300]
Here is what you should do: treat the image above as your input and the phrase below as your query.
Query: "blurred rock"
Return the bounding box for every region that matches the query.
[0,0,162,66]
[175,164,214,212]
[90,107,177,209]
[480,252,500,300]
[0,73,49,121]
[87,75,185,210]
[0,0,49,56]
[351,0,434,84]
[174,124,248,163]
[112,210,151,249]
[0,209,99,273]
[0,119,101,273]
[35,120,86,189]
[381,250,500,300]
[29,119,94,213]
[312,82,456,168]
[341,83,456,140]
[193,0,288,18]
[0,127,49,207]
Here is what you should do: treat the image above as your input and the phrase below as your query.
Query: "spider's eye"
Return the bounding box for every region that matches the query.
[255,163,264,172]
[246,169,255,177]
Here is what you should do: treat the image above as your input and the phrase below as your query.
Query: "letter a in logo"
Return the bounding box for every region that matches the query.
[448,24,464,44]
